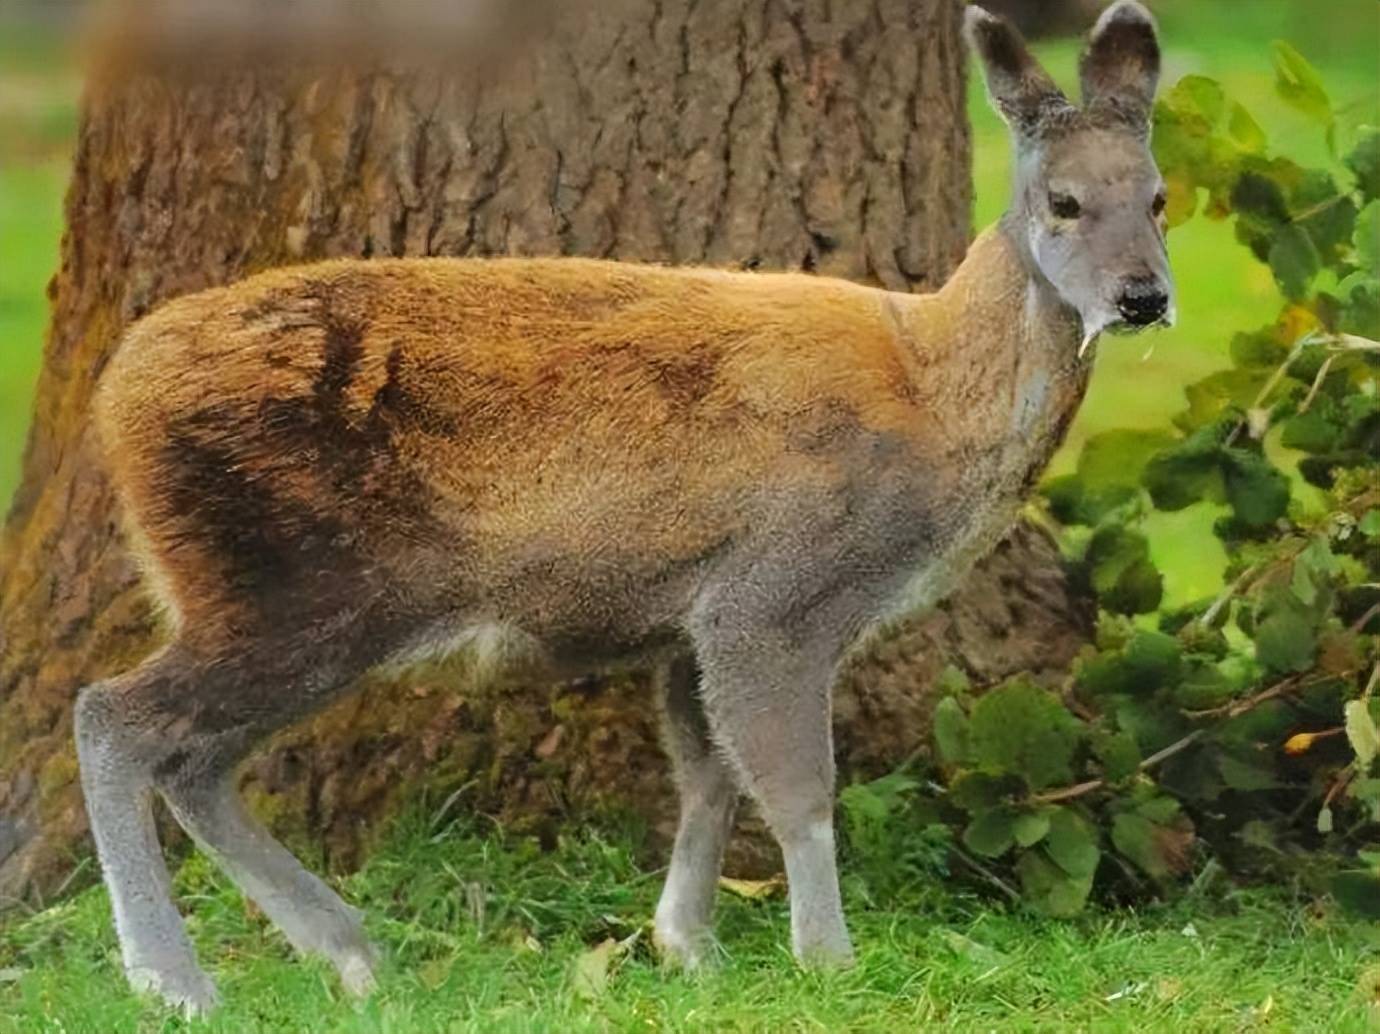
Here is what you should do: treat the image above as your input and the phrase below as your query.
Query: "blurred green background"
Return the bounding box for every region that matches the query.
[0,1,1376,604]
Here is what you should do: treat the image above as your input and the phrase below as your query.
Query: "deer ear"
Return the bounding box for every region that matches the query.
[1080,1,1160,133]
[965,5,1072,141]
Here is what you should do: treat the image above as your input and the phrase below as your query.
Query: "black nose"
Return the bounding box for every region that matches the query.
[1117,279,1168,326]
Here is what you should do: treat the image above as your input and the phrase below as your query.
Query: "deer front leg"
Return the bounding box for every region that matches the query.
[689,605,855,966]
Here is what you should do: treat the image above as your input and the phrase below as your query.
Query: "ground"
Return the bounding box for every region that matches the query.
[1,811,1376,1033]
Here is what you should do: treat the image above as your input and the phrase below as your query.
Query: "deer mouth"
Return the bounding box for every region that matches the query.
[1077,309,1173,358]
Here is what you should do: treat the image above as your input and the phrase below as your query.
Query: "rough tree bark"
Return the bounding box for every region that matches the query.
[0,0,1090,902]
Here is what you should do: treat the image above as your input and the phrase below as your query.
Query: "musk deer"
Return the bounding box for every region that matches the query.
[75,1,1172,1013]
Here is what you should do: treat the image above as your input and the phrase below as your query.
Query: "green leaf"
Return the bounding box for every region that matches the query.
[1231,170,1290,224]
[1125,631,1184,688]
[1092,729,1141,782]
[1015,849,1094,918]
[1216,750,1280,791]
[949,771,1024,813]
[1042,474,1137,527]
[1117,698,1189,756]
[1291,169,1356,261]
[963,808,1017,858]
[1085,526,1163,615]
[1106,558,1165,616]
[1330,870,1380,920]
[1177,372,1268,433]
[1143,450,1221,510]
[1280,409,1343,453]
[1074,429,1181,498]
[1229,327,1290,369]
[1254,609,1317,673]
[1172,660,1236,711]
[936,664,972,696]
[1045,807,1100,879]
[1268,224,1321,300]
[1354,200,1380,273]
[1111,812,1188,879]
[1290,559,1317,607]
[1345,699,1380,768]
[1227,101,1267,153]
[1179,75,1226,124]
[1271,40,1332,128]
[1012,810,1052,848]
[967,681,1084,791]
[934,697,971,765]
[1223,450,1290,529]
[1290,535,1337,610]
[1358,509,1380,537]
[1345,127,1380,201]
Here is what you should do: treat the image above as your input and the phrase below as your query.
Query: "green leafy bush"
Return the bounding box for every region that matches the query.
[847,45,1380,920]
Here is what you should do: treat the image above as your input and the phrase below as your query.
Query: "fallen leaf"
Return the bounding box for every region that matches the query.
[718,874,785,900]
[535,725,565,759]
[419,957,450,990]
[571,938,620,1000]
[939,930,1011,968]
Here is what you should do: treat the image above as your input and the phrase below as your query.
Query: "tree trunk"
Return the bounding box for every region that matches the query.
[0,0,1090,901]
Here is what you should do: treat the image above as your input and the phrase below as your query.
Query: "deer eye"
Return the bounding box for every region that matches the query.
[1049,192,1081,219]
[1152,191,1167,216]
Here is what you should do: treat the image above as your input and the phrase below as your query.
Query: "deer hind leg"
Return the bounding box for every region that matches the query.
[75,647,219,1016]
[155,766,376,997]
[76,634,379,1013]
[689,601,855,967]
[652,653,740,967]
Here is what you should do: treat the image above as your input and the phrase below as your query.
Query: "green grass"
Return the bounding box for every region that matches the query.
[0,160,65,507]
[1,812,1376,1033]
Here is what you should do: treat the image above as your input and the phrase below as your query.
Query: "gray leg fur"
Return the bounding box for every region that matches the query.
[75,670,219,1016]
[689,609,856,966]
[652,654,739,966]
[157,773,377,995]
[74,637,379,1013]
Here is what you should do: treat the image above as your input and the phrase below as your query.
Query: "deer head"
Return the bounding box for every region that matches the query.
[966,0,1174,352]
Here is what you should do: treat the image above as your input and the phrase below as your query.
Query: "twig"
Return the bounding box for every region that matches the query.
[1059,675,1098,723]
[1225,344,1304,447]
[1031,778,1105,805]
[949,844,1021,902]
[1363,660,1379,702]
[1183,675,1300,720]
[1348,602,1380,635]
[1140,728,1207,768]
[1029,676,1312,806]
[1199,562,1261,628]
[1297,355,1335,414]
[1030,730,1207,805]
[1221,330,1378,448]
[1323,762,1355,810]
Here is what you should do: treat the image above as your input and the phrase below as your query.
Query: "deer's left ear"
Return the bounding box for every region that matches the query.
[1080,0,1160,134]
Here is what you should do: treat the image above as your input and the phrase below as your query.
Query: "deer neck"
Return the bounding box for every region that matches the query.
[894,219,1092,490]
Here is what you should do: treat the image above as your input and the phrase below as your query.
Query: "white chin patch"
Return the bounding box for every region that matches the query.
[1077,312,1116,358]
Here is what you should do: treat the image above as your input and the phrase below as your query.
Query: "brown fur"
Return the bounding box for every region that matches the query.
[98,230,1080,662]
